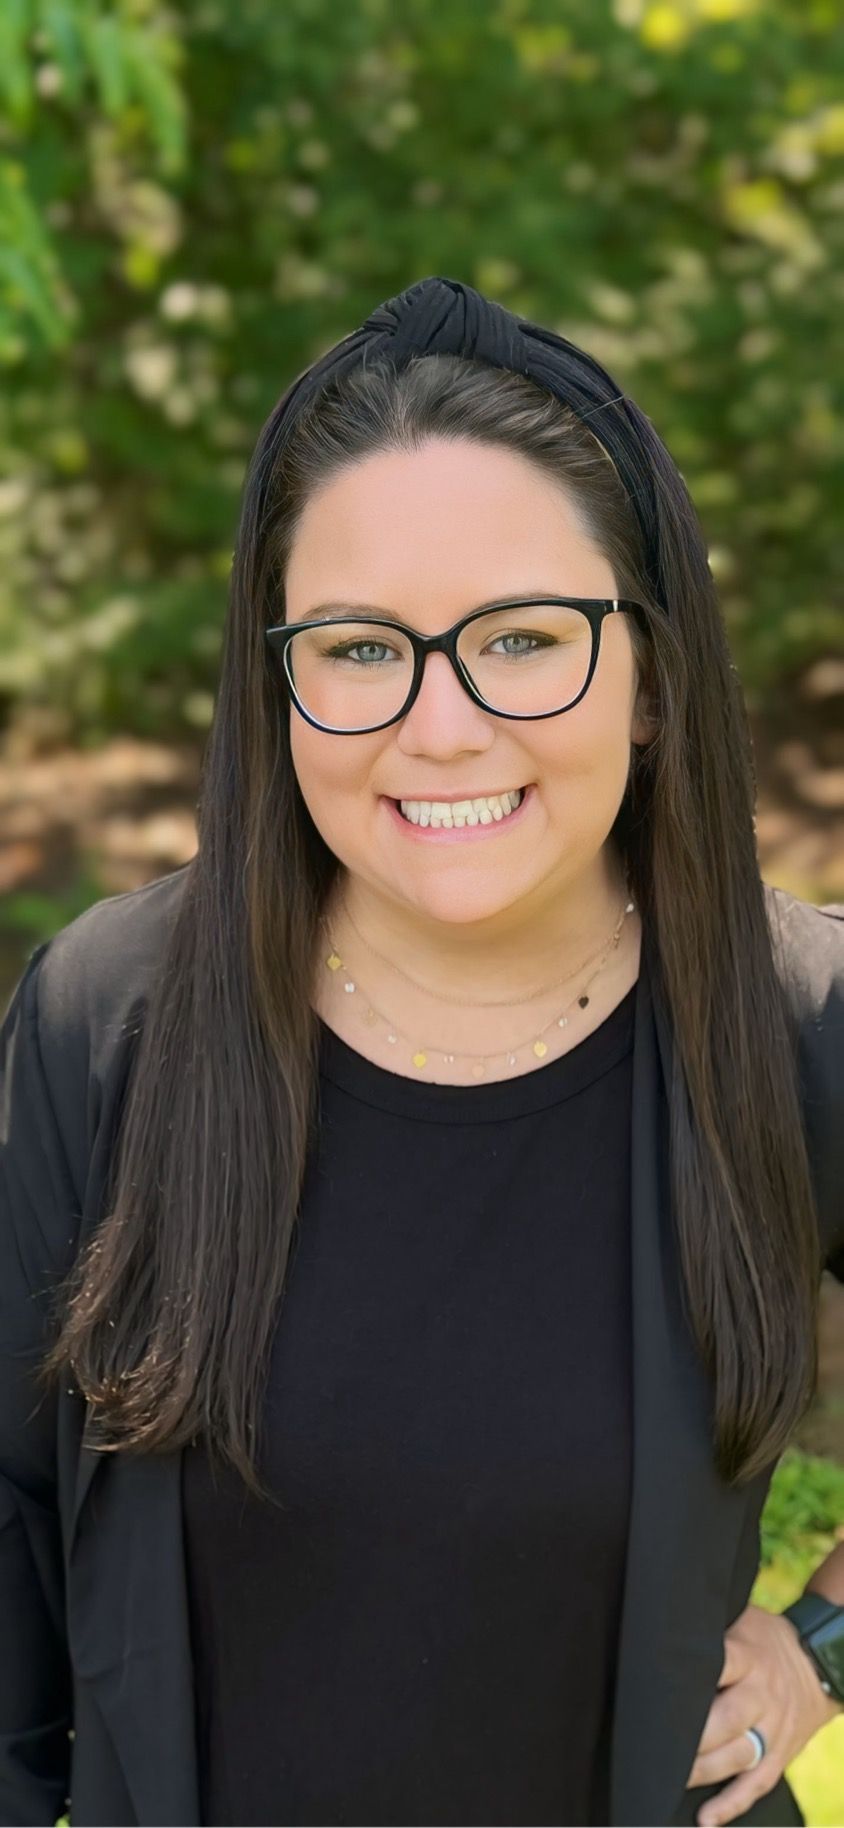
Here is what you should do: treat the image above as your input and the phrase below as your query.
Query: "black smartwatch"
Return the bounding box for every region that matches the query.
[782,1591,844,1706]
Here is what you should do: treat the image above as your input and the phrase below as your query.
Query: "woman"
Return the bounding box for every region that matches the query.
[1,276,843,1828]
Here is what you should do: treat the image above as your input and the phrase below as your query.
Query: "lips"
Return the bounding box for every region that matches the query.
[382,783,535,840]
[390,788,527,807]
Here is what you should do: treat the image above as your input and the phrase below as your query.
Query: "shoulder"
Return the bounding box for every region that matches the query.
[760,879,844,1114]
[11,864,193,1172]
[761,884,844,1278]
[0,866,192,1295]
[30,860,192,1047]
[762,880,844,1000]
[761,882,844,1107]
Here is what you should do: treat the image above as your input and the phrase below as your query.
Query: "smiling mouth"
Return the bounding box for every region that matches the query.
[390,786,530,827]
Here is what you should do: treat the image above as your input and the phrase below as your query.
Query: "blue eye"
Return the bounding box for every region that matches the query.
[326,640,396,667]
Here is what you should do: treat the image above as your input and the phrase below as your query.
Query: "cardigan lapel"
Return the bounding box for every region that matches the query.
[67,1429,199,1826]
[65,926,753,1828]
[66,1127,201,1827]
[607,924,751,1826]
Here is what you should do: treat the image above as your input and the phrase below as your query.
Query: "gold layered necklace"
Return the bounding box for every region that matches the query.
[318,884,637,1082]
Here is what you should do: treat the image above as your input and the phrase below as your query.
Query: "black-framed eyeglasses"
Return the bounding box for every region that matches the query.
[264,595,647,736]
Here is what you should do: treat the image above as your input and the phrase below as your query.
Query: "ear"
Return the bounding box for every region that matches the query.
[630,674,660,749]
[631,709,659,747]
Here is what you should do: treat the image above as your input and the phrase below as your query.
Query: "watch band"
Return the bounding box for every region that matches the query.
[782,1591,844,1705]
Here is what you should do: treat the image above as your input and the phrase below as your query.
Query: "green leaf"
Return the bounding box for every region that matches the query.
[78,11,129,116]
[37,0,85,105]
[0,163,70,347]
[0,0,34,123]
[123,27,188,172]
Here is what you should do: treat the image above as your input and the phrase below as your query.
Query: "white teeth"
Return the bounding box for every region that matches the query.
[398,788,525,827]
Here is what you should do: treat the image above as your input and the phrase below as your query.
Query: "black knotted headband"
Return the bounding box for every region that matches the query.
[255,274,668,609]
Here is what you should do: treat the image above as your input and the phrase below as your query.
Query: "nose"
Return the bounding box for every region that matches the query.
[396,649,495,754]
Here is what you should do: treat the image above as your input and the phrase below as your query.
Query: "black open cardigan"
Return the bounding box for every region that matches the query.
[1,865,842,1828]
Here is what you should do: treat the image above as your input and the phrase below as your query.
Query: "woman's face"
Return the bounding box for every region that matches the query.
[284,437,650,931]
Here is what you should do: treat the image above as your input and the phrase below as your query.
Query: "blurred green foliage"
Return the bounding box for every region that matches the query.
[757,1444,844,1578]
[0,0,843,747]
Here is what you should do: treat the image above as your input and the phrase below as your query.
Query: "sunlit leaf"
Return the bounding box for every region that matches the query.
[0,0,35,121]
[640,5,691,51]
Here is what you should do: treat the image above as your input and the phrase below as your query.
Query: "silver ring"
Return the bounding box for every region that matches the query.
[744,1726,766,1769]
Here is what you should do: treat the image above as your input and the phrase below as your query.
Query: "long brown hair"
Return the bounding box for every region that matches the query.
[39,350,821,1498]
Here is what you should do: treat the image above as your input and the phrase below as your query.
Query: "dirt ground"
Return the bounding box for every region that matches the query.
[2,671,843,1457]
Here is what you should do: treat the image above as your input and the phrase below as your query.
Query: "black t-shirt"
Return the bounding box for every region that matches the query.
[182,979,637,1827]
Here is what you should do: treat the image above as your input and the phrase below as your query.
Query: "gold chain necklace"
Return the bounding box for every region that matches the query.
[319,893,636,1080]
[339,894,624,1008]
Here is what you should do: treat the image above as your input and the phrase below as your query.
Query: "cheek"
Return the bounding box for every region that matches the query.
[531,697,630,791]
[562,658,635,772]
[290,719,384,833]
[529,703,632,867]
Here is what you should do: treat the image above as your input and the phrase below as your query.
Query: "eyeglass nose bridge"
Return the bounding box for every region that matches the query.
[402,620,480,715]
[396,598,621,726]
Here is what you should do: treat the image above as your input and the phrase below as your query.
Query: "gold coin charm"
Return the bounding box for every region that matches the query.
[412,1051,427,1069]
[533,1040,548,1058]
[326,952,342,971]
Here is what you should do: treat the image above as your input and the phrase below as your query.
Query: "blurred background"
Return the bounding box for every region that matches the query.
[1,0,842,1819]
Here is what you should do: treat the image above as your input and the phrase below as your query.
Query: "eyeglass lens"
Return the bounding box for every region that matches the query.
[284,603,595,730]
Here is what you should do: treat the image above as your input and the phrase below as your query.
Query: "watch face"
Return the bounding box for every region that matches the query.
[811,1615,844,1702]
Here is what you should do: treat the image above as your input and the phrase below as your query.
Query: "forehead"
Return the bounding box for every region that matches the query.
[283,440,616,615]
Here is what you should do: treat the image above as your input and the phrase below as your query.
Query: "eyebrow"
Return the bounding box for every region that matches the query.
[292,593,572,625]
[296,601,398,624]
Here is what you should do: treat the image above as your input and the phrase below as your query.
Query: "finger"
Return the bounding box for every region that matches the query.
[687,1730,767,1791]
[690,1684,765,1762]
[696,1755,779,1827]
[717,1631,753,1688]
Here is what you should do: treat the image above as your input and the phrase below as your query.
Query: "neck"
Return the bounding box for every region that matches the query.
[320,845,633,1005]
